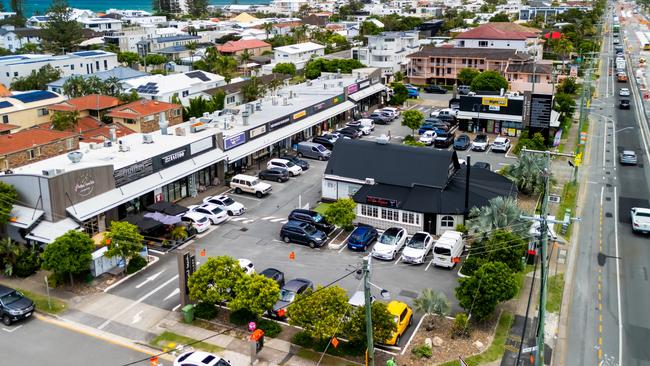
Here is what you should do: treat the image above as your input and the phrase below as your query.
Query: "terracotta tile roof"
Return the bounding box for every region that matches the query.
[455,22,540,40]
[0,84,11,97]
[408,47,527,61]
[216,39,271,53]
[106,99,180,119]
[49,94,122,112]
[0,124,20,133]
[272,21,302,28]
[0,129,79,155]
[36,117,135,143]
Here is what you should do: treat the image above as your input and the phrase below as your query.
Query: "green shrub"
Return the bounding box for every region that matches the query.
[459,256,486,276]
[14,249,41,278]
[126,255,147,274]
[412,344,433,358]
[229,308,256,325]
[452,313,470,338]
[257,319,282,338]
[194,302,219,320]
[292,331,314,348]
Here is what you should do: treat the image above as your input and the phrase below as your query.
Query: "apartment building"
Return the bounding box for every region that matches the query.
[505,62,554,94]
[104,26,184,53]
[519,5,592,22]
[454,22,542,59]
[353,31,419,81]
[78,17,123,32]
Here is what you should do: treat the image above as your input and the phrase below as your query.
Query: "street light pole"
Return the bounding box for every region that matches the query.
[363,256,374,366]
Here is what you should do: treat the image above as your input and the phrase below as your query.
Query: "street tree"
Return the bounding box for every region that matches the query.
[457,68,480,86]
[118,51,141,67]
[51,111,80,131]
[0,238,21,276]
[10,64,61,91]
[287,285,351,340]
[413,288,450,330]
[41,0,84,54]
[389,83,409,105]
[504,152,547,195]
[345,301,397,344]
[188,256,245,304]
[455,261,518,320]
[187,0,209,18]
[323,198,356,231]
[470,70,509,92]
[556,77,579,95]
[402,109,424,137]
[553,92,576,118]
[144,54,167,67]
[467,196,524,235]
[0,181,18,226]
[103,221,144,274]
[272,62,297,76]
[471,229,528,272]
[230,274,280,318]
[41,230,94,285]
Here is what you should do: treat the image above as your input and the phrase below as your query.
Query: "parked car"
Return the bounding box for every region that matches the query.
[238,258,255,275]
[619,99,631,109]
[272,278,313,318]
[424,84,447,94]
[631,207,650,233]
[337,127,362,139]
[491,137,511,153]
[371,227,408,260]
[187,203,229,225]
[619,150,638,165]
[433,108,458,118]
[280,155,310,170]
[453,134,471,150]
[311,136,335,150]
[418,122,438,135]
[619,88,631,96]
[229,174,272,198]
[400,231,434,264]
[260,268,285,288]
[457,85,471,95]
[423,118,450,131]
[267,158,303,176]
[258,167,290,182]
[369,112,392,125]
[380,107,400,119]
[433,131,455,148]
[347,225,379,251]
[181,212,211,233]
[203,194,246,216]
[407,87,419,98]
[174,351,231,366]
[436,114,457,125]
[419,130,437,145]
[471,134,490,151]
[473,161,492,170]
[0,285,34,326]
[280,220,328,248]
[288,209,335,233]
[385,301,413,345]
[298,141,331,160]
[432,230,464,268]
[617,72,628,82]
[346,121,372,135]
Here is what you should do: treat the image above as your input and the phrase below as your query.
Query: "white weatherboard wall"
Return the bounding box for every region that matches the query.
[435,214,464,236]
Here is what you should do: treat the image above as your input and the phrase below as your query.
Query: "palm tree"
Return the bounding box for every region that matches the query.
[213,55,238,83]
[293,25,309,43]
[62,75,87,98]
[413,289,450,330]
[504,153,546,195]
[51,110,80,131]
[266,77,284,96]
[467,196,524,235]
[262,22,274,40]
[0,238,20,276]
[85,76,103,95]
[103,76,123,97]
[238,49,252,77]
[186,41,198,71]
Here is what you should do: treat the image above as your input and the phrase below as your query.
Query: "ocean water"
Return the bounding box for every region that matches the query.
[0,0,269,16]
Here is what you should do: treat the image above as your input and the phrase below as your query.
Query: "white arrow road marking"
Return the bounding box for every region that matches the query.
[2,325,22,333]
[164,288,180,302]
[131,311,143,324]
[135,270,165,289]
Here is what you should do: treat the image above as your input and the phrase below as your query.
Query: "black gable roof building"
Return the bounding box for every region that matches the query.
[323,139,517,235]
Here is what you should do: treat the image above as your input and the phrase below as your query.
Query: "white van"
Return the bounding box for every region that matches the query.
[432,230,464,268]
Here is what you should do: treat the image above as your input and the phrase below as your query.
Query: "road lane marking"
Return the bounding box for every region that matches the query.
[135,270,164,289]
[172,304,181,312]
[242,220,255,224]
[131,311,143,324]
[2,325,22,333]
[270,218,285,222]
[262,216,275,220]
[613,186,623,365]
[163,288,180,302]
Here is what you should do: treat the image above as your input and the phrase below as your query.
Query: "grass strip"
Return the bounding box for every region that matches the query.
[18,288,67,315]
[546,274,565,313]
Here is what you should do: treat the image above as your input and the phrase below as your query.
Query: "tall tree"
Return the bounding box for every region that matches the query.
[467,196,524,235]
[10,0,24,20]
[187,0,209,18]
[0,181,18,226]
[457,68,480,86]
[241,76,266,103]
[470,70,509,92]
[41,230,94,285]
[10,64,61,91]
[401,109,424,137]
[238,49,252,77]
[103,76,123,97]
[504,153,547,195]
[455,261,518,320]
[212,55,237,83]
[230,274,280,318]
[288,286,351,341]
[262,22,274,39]
[51,110,80,131]
[62,75,88,98]
[103,221,144,275]
[188,256,245,304]
[186,41,198,71]
[41,0,84,54]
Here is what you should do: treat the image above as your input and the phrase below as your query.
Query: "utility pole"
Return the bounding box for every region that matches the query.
[519,148,579,366]
[363,256,374,366]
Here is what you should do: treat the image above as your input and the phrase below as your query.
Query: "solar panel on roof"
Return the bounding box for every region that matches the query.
[186,71,210,82]
[12,91,58,103]
[0,101,13,109]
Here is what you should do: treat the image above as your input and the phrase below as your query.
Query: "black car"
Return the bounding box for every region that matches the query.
[312,136,335,150]
[436,114,457,125]
[280,155,310,171]
[0,285,34,326]
[280,220,328,248]
[337,127,361,139]
[453,134,471,150]
[620,99,630,109]
[424,85,447,94]
[272,278,313,318]
[259,167,290,182]
[288,209,335,233]
[473,162,492,170]
[434,131,455,148]
[260,268,285,288]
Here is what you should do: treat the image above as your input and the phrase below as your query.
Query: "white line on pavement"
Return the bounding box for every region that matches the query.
[393,256,401,265]
[401,315,426,355]
[98,275,179,330]
[148,249,166,256]
[270,218,285,222]
[424,259,434,271]
[2,325,22,333]
[229,217,248,222]
[242,220,255,224]
[280,220,288,224]
[163,288,180,302]
[172,304,181,312]
[613,186,623,365]
[135,270,164,289]
[262,216,276,220]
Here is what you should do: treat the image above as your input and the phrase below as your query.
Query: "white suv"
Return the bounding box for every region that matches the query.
[267,158,303,176]
[491,137,511,152]
[631,207,650,233]
[229,174,272,198]
[203,194,246,215]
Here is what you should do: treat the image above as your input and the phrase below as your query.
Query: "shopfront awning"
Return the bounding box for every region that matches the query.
[25,218,81,244]
[456,111,523,123]
[65,151,226,222]
[348,84,387,102]
[8,205,44,229]
[226,100,356,162]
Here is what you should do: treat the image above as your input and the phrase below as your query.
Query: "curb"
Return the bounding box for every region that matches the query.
[327,228,351,250]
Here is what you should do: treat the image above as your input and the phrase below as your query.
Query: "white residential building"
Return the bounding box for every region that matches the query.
[270,0,309,14]
[274,42,326,65]
[104,26,184,53]
[122,16,168,26]
[106,9,153,17]
[0,12,16,20]
[454,22,543,59]
[0,25,42,52]
[123,71,227,105]
[0,51,118,86]
[354,31,420,80]
[78,17,123,32]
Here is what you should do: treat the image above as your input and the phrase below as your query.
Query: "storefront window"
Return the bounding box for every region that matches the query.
[360,204,378,218]
[402,212,420,225]
[381,208,399,222]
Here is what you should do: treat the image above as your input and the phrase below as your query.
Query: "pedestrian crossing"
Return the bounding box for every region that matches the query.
[229,216,289,225]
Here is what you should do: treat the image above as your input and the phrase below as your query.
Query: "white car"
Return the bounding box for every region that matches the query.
[203,194,246,216]
[380,107,400,120]
[419,130,437,145]
[238,258,255,275]
[471,134,490,151]
[619,88,631,96]
[267,158,303,176]
[188,203,229,225]
[431,108,458,118]
[372,227,408,260]
[631,207,650,233]
[429,108,441,117]
[491,137,511,152]
[400,231,434,264]
[346,121,372,135]
[180,212,211,233]
[174,351,231,366]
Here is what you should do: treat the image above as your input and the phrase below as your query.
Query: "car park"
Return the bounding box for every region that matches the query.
[491,137,511,152]
[258,168,290,183]
[188,203,229,225]
[433,131,455,148]
[371,227,408,260]
[297,141,331,160]
[385,301,413,345]
[174,351,231,366]
[418,122,440,135]
[619,88,631,96]
[280,220,328,248]
[288,209,335,233]
[620,99,631,109]
[280,155,310,170]
[272,279,313,318]
[631,207,650,233]
[619,150,638,165]
[424,84,447,94]
[238,258,255,275]
[473,161,492,170]
[229,174,272,198]
[311,136,335,150]
[471,134,490,151]
[453,134,471,150]
[260,268,285,287]
[347,225,379,251]
[419,130,437,145]
[0,285,34,326]
[400,231,434,264]
[181,212,211,233]
[203,195,246,216]
[267,158,303,176]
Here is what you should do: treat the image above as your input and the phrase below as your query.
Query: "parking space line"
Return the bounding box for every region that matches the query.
[262,216,276,220]
[242,219,255,224]
[231,195,262,202]
[424,259,434,271]
[2,325,22,333]
[393,256,401,265]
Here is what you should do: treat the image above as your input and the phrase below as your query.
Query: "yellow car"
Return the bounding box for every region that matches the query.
[385,301,413,345]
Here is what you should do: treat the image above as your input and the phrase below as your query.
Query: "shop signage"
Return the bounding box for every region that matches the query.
[488,105,500,111]
[347,84,359,94]
[249,125,267,139]
[293,110,307,120]
[332,95,343,104]
[366,195,399,208]
[521,91,531,127]
[114,158,154,187]
[529,94,553,128]
[481,97,508,107]
[190,137,214,155]
[313,102,326,112]
[74,173,95,197]
[269,116,291,131]
[359,80,370,89]
[224,132,247,150]
[160,146,191,167]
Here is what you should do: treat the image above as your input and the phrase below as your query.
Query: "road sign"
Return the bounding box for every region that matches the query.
[522,345,538,353]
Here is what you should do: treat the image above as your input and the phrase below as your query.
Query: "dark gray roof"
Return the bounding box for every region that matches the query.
[408,46,529,61]
[505,62,553,74]
[324,139,460,189]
